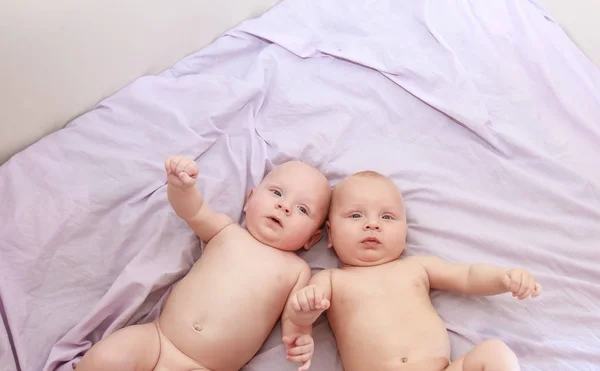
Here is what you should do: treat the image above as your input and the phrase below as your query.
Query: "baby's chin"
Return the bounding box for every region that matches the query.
[267,240,305,252]
[247,229,305,252]
[337,250,402,267]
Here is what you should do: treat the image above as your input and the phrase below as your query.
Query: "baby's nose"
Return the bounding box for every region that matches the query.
[277,203,291,214]
[364,222,380,230]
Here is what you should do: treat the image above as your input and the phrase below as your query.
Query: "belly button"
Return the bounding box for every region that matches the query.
[401,357,408,363]
[193,323,203,332]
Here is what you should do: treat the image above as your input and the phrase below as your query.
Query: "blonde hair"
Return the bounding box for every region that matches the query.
[351,170,387,178]
[329,170,405,218]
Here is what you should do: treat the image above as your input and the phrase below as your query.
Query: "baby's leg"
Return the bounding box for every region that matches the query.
[445,339,520,371]
[76,322,160,371]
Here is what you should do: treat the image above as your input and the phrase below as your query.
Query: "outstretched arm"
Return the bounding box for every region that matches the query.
[165,156,233,243]
[281,268,332,371]
[413,256,542,300]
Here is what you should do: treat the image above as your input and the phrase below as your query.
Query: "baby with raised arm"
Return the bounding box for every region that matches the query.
[77,156,331,371]
[284,171,542,371]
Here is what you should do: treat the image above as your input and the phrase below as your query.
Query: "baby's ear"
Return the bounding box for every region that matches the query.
[325,221,333,249]
[243,189,255,212]
[303,229,323,250]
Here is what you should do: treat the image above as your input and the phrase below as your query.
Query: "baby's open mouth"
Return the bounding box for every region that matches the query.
[269,216,282,227]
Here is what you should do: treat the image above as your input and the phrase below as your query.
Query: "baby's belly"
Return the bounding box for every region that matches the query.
[331,306,451,371]
[158,312,271,371]
[158,253,290,370]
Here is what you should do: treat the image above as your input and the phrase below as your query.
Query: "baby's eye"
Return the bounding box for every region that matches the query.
[382,214,394,220]
[298,206,309,215]
[271,189,282,197]
[350,213,361,219]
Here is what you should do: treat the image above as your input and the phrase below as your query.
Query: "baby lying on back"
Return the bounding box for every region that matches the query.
[77,157,331,371]
[284,171,542,371]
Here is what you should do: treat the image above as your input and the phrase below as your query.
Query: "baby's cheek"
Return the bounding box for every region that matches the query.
[331,230,346,246]
[293,221,312,237]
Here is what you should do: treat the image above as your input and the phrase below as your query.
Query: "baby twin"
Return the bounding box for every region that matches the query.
[77,157,541,371]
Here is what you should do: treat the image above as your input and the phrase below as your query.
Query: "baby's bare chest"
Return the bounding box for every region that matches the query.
[186,227,298,293]
[329,264,432,323]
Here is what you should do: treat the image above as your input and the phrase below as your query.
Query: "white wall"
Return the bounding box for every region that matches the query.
[539,0,600,67]
[0,0,279,164]
[1,0,597,164]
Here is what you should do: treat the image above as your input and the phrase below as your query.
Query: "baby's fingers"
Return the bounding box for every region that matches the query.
[532,282,543,298]
[507,272,523,296]
[517,275,532,299]
[298,359,312,371]
[296,335,313,346]
[287,352,312,364]
[306,286,316,310]
[297,290,311,312]
[175,158,190,175]
[520,284,535,300]
[165,157,173,173]
[178,172,195,187]
[290,296,302,312]
[316,298,330,310]
[287,343,313,356]
[187,164,199,178]
[313,286,326,305]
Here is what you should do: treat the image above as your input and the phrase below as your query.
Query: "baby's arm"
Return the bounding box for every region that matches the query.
[413,256,542,300]
[281,268,332,371]
[281,263,313,371]
[285,269,332,327]
[165,156,233,243]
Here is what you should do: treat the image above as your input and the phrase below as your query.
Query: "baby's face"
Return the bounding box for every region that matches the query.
[327,175,407,267]
[244,161,331,251]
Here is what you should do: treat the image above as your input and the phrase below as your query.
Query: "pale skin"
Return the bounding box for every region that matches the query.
[76,157,331,371]
[285,172,543,371]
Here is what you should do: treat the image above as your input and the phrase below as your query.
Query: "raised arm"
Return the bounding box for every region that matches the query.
[413,256,542,300]
[165,156,233,243]
[281,267,332,371]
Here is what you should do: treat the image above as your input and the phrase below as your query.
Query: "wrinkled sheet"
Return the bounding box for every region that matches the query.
[2,0,600,370]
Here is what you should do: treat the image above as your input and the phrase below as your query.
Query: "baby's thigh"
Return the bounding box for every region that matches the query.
[76,322,160,371]
[445,339,519,371]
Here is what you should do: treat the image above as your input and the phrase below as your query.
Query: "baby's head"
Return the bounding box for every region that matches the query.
[326,171,407,267]
[244,161,331,251]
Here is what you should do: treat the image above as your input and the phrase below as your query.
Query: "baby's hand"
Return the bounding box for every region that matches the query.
[282,334,314,371]
[503,268,542,300]
[291,285,330,315]
[165,156,198,189]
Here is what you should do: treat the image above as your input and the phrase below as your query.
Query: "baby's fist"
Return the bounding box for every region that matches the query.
[291,285,330,313]
[503,268,542,300]
[165,156,198,189]
[282,334,314,371]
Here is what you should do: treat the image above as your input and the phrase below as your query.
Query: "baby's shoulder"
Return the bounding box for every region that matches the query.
[208,222,244,242]
[283,251,312,275]
[322,267,341,278]
[395,255,421,266]
[393,256,430,277]
[399,254,432,265]
[328,268,351,289]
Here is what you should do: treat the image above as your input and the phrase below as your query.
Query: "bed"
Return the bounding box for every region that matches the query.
[1,0,599,370]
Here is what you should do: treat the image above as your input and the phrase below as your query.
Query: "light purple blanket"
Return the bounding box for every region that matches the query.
[2,0,600,370]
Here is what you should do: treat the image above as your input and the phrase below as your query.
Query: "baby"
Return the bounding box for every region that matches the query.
[77,156,331,371]
[285,171,542,371]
